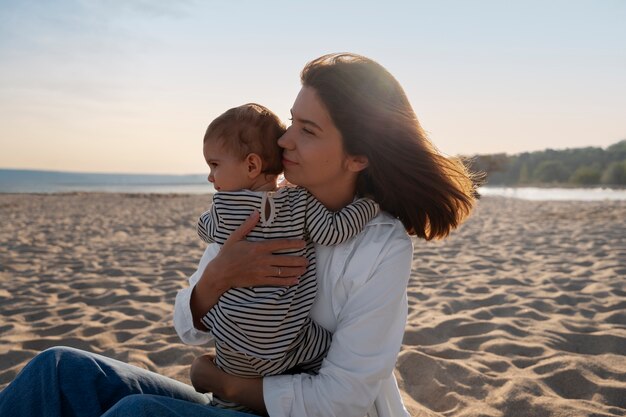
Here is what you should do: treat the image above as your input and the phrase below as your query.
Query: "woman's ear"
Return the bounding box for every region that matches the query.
[346,155,369,173]
[246,153,263,178]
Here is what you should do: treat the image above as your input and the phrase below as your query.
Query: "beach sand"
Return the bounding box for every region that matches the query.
[1,193,624,416]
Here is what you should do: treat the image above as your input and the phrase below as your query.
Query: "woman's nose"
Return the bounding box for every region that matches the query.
[277,127,293,149]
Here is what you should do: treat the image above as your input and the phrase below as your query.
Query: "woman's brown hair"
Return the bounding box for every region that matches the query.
[301,53,478,240]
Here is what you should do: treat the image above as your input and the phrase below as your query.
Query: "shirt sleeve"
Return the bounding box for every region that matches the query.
[197,203,219,244]
[305,192,379,246]
[173,243,220,345]
[263,225,413,417]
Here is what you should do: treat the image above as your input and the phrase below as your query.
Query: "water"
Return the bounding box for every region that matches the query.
[0,169,215,194]
[478,186,626,201]
[2,170,625,201]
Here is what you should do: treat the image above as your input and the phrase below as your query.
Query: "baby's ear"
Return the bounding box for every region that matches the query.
[246,153,263,178]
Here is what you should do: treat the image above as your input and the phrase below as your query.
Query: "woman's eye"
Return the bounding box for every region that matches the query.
[288,116,313,135]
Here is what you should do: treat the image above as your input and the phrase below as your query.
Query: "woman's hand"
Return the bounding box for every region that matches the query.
[190,353,266,415]
[191,210,308,329]
[211,210,308,285]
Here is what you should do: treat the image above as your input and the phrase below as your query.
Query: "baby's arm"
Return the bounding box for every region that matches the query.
[305,193,379,245]
[197,205,219,244]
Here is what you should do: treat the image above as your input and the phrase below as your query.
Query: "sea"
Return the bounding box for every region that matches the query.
[478,186,626,201]
[0,169,214,194]
[1,169,626,201]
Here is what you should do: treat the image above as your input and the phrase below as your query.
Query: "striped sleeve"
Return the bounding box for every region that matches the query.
[197,209,214,244]
[305,194,379,246]
[197,202,220,244]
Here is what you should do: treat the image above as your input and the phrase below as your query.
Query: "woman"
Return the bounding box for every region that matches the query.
[181,53,476,417]
[0,53,476,417]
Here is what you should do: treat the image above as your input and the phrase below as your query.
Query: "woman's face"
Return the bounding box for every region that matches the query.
[278,86,362,205]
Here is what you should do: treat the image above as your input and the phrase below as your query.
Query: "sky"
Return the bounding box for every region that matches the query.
[0,0,625,175]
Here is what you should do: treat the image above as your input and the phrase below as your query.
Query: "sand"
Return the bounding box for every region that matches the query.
[0,193,624,416]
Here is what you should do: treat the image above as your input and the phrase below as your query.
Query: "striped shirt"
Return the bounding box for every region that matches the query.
[197,186,378,410]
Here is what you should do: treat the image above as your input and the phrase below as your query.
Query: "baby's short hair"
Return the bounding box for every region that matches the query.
[204,103,285,175]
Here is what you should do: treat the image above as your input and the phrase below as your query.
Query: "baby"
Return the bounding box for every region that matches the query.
[192,103,378,412]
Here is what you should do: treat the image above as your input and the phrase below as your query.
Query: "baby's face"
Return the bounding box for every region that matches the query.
[203,140,251,192]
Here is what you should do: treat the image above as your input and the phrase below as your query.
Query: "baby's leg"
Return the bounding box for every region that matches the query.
[287,318,332,373]
[244,318,332,376]
[190,354,215,393]
[191,353,259,414]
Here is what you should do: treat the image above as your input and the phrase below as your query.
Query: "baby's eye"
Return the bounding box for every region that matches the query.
[302,127,314,135]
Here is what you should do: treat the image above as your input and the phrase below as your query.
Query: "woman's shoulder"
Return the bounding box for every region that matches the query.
[338,212,412,273]
[362,211,412,245]
[317,211,412,308]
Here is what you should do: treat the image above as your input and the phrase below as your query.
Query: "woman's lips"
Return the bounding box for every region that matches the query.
[282,157,297,166]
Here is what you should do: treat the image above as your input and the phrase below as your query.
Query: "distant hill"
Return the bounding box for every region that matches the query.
[466,140,626,187]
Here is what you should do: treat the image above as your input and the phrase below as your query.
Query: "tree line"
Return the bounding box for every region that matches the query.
[466,140,626,187]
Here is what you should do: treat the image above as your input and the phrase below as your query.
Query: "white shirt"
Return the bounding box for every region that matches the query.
[174,212,413,417]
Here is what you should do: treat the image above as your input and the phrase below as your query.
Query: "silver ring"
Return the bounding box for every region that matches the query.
[277,267,282,276]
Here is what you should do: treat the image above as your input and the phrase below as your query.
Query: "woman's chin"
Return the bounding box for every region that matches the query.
[282,171,300,186]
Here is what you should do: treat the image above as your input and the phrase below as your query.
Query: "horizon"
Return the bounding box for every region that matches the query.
[1,1,625,175]
[1,138,624,176]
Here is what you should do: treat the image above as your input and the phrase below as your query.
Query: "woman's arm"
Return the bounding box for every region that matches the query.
[173,243,219,345]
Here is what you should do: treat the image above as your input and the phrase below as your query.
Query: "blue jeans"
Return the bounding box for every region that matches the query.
[0,346,258,417]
